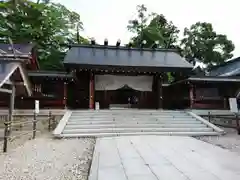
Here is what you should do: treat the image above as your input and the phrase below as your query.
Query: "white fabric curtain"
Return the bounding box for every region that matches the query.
[95,75,153,91]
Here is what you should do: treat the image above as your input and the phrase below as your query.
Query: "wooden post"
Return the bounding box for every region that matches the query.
[104,90,107,109]
[223,97,228,109]
[3,116,9,153]
[236,113,240,135]
[8,84,15,135]
[208,112,211,122]
[156,74,163,109]
[63,82,67,109]
[140,91,144,109]
[3,84,15,153]
[89,73,94,109]
[32,112,37,139]
[48,111,52,131]
[189,84,194,108]
[52,116,56,129]
[159,75,163,109]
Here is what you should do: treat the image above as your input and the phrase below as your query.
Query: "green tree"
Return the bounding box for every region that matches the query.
[0,0,88,70]
[127,4,180,82]
[37,0,50,3]
[127,4,148,46]
[127,4,180,49]
[181,22,235,66]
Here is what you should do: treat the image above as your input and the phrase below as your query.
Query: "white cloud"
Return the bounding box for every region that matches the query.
[54,0,240,57]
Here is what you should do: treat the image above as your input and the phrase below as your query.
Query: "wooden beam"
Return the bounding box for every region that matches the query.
[63,82,67,109]
[0,88,12,94]
[89,72,95,109]
[13,82,25,85]
[156,74,163,109]
[189,84,195,108]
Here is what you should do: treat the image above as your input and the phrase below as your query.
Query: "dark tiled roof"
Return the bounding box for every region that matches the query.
[209,57,240,76]
[63,45,193,72]
[188,76,240,82]
[28,70,75,78]
[0,62,16,87]
[0,60,32,95]
[170,75,240,86]
[0,43,34,55]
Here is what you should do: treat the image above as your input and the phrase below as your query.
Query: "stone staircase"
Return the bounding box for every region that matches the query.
[53,110,224,138]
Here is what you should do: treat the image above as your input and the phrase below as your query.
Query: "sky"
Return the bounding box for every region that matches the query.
[54,0,239,58]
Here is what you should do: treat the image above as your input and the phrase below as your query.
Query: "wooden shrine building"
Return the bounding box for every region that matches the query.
[64,41,193,109]
[1,41,239,110]
[0,45,32,111]
[166,57,240,110]
[0,43,74,109]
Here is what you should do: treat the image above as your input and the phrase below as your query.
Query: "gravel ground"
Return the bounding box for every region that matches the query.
[0,131,49,154]
[0,136,95,180]
[0,115,61,152]
[196,128,240,154]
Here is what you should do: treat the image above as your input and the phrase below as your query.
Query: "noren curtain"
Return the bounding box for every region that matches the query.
[95,75,153,91]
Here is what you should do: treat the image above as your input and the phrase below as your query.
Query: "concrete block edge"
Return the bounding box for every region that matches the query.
[53,111,72,136]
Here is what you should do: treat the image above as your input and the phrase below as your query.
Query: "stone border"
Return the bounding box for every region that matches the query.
[189,109,240,116]
[53,111,72,137]
[0,109,66,116]
[88,139,100,180]
[186,111,225,134]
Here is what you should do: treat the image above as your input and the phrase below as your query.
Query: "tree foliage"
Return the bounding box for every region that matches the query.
[127,4,180,82]
[0,0,88,70]
[181,22,235,66]
[0,2,236,71]
[127,4,180,49]
[128,5,235,68]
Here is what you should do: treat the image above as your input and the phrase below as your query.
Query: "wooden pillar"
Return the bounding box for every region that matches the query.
[189,83,195,108]
[156,74,163,109]
[3,84,15,152]
[140,91,144,109]
[89,73,95,109]
[9,84,15,134]
[104,90,107,109]
[63,82,67,109]
[223,97,228,109]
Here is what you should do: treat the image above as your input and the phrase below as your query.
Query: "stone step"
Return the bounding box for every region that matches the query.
[69,116,192,119]
[68,118,198,122]
[71,111,188,114]
[71,112,186,116]
[68,117,195,121]
[59,131,220,138]
[53,110,224,138]
[64,123,207,129]
[67,120,203,125]
[63,127,213,134]
[71,110,184,113]
[71,111,187,114]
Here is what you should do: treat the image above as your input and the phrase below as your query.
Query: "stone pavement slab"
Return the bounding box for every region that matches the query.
[89,136,240,180]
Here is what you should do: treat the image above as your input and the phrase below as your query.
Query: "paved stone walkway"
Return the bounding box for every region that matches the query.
[89,136,240,180]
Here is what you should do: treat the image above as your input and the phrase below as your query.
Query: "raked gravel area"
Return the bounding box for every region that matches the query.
[0,136,95,180]
[196,128,240,154]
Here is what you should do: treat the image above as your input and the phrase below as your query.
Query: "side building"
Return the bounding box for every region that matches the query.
[167,57,240,109]
[0,43,75,109]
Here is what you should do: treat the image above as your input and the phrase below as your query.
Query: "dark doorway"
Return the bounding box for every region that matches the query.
[95,86,141,109]
[110,86,139,105]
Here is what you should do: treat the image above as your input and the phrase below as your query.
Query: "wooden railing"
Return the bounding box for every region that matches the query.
[202,112,240,134]
[0,111,57,153]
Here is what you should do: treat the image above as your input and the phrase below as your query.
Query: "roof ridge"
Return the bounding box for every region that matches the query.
[70,44,179,53]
